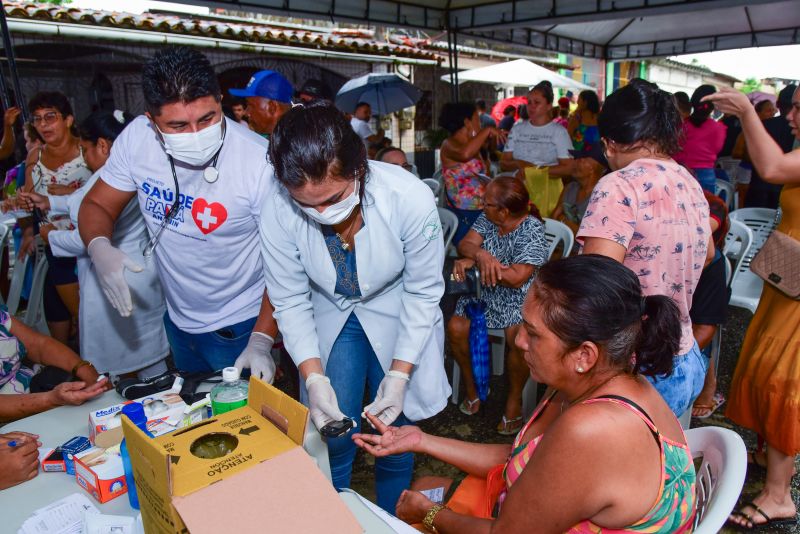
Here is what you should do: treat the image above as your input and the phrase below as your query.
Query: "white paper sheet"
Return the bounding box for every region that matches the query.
[339,489,419,533]
[18,493,99,534]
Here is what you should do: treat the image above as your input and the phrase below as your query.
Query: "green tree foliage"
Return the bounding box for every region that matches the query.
[739,78,762,94]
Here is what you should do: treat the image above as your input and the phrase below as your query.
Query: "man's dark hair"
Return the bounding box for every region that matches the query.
[475,99,487,111]
[355,102,370,112]
[141,47,221,116]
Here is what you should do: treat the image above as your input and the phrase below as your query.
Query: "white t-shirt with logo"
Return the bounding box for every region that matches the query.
[100,116,273,334]
[504,121,573,166]
[350,117,375,141]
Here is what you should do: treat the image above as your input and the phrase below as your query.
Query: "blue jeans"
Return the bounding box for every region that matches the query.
[163,312,256,372]
[693,168,717,194]
[300,312,414,513]
[647,341,707,416]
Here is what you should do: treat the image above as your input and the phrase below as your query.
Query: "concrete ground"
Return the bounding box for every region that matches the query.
[348,302,800,533]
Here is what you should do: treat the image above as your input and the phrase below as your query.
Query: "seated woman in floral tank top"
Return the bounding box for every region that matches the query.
[354,256,696,534]
[439,102,505,244]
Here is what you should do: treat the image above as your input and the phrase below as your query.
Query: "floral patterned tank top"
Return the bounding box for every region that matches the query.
[502,392,696,533]
[442,158,487,210]
[32,147,92,230]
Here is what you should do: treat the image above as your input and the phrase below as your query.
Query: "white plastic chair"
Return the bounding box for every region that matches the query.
[715,179,735,212]
[21,241,49,335]
[422,178,441,197]
[543,218,575,258]
[5,252,29,316]
[723,220,752,287]
[686,426,747,534]
[437,208,458,255]
[727,209,776,313]
[716,157,741,185]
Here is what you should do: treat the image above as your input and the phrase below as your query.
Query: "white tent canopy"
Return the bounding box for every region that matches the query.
[165,0,798,60]
[442,59,594,90]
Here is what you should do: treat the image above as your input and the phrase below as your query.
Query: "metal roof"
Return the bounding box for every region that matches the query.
[2,1,438,62]
[163,0,800,60]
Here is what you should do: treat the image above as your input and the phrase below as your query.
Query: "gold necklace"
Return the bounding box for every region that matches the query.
[335,209,360,251]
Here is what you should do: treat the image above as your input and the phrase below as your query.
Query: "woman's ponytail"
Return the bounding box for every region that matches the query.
[633,294,682,377]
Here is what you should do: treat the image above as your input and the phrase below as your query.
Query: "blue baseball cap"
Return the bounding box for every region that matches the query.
[229,70,293,103]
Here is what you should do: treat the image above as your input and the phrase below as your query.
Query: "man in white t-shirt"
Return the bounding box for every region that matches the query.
[78,48,278,381]
[350,102,384,146]
[500,83,575,178]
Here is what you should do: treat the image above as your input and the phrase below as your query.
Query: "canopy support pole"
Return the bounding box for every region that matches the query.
[445,22,459,103]
[0,1,26,119]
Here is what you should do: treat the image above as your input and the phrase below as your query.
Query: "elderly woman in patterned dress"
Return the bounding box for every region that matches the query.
[448,176,548,435]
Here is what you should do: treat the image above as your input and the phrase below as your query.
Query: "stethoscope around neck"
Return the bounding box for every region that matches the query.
[142,131,224,258]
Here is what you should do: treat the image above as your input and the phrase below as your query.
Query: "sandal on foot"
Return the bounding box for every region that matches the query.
[727,501,797,530]
[459,397,480,416]
[496,415,523,436]
[691,392,725,419]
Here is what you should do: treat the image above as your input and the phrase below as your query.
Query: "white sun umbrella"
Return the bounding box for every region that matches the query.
[442,59,594,91]
[335,73,422,115]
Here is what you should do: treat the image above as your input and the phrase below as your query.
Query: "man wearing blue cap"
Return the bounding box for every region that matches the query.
[230,70,293,138]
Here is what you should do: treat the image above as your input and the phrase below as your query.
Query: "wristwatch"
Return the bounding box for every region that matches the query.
[423,504,448,533]
[71,359,94,379]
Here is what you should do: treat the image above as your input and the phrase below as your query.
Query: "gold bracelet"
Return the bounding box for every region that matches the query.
[71,360,93,379]
[422,504,448,533]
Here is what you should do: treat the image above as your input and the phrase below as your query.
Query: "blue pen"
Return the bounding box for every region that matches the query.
[7,440,17,447]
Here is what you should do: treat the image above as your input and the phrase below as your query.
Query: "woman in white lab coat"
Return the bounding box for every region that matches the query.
[19,111,169,378]
[261,102,450,512]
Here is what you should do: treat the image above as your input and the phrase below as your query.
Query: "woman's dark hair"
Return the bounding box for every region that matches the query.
[269,100,367,189]
[530,255,681,377]
[689,84,716,127]
[598,78,682,156]
[579,90,600,114]
[531,80,554,104]
[673,91,691,116]
[24,121,42,144]
[375,146,404,162]
[28,91,73,118]
[438,102,477,135]
[754,100,773,114]
[78,111,134,144]
[141,47,221,116]
[517,104,528,121]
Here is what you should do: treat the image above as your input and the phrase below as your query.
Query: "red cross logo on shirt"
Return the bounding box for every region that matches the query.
[191,198,228,234]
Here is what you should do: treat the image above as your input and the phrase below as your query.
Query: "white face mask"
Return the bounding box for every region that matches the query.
[296,178,360,225]
[157,119,224,166]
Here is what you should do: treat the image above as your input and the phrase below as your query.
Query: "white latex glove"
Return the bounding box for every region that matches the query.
[234,332,276,383]
[87,237,143,317]
[306,373,347,431]
[363,370,410,426]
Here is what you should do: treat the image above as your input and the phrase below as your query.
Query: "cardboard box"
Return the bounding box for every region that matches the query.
[42,448,65,473]
[74,446,128,503]
[62,436,91,475]
[89,391,203,448]
[122,377,362,534]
